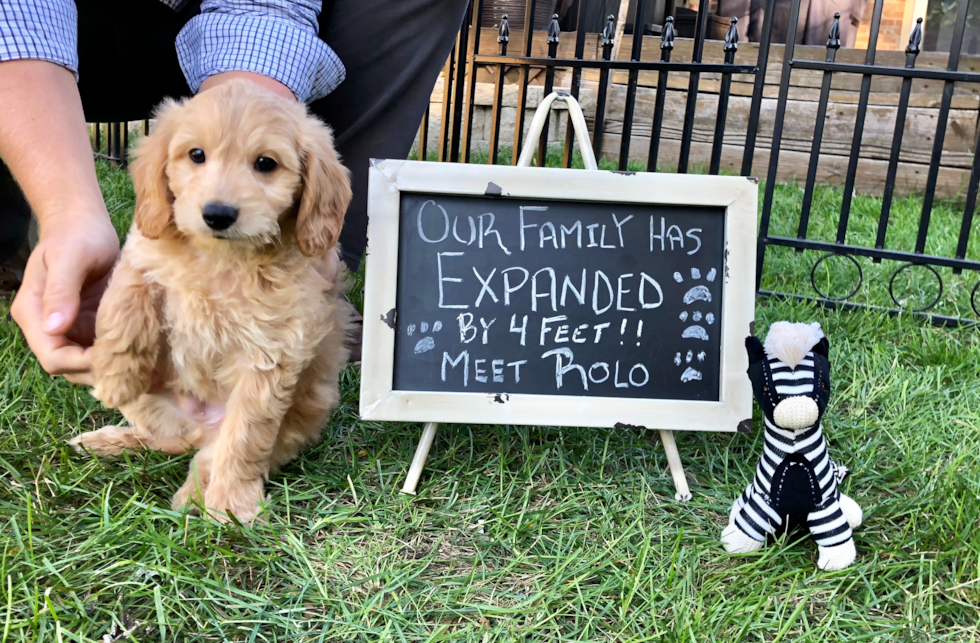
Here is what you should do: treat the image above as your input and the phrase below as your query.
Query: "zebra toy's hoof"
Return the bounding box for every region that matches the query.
[721,524,764,554]
[838,493,863,530]
[817,540,856,571]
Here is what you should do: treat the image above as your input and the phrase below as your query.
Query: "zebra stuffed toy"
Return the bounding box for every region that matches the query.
[721,322,862,571]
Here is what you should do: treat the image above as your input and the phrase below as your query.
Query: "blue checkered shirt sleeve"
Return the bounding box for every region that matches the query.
[1,0,344,104]
[175,0,345,103]
[0,0,78,77]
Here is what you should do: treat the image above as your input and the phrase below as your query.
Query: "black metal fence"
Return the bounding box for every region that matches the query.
[430,0,980,326]
[91,121,149,166]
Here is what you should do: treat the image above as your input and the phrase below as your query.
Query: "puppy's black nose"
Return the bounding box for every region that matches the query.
[202,202,238,231]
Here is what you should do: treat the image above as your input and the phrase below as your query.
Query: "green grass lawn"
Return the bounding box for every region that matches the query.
[1,160,979,641]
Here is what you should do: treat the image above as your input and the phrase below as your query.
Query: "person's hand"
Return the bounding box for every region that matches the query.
[1,60,119,386]
[10,210,119,386]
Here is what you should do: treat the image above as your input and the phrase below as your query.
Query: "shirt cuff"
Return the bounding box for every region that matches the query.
[0,0,78,78]
[175,12,345,104]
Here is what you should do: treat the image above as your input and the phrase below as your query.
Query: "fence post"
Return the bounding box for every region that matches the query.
[916,0,969,254]
[876,19,922,254]
[646,17,674,172]
[677,0,709,174]
[838,0,884,244]
[535,14,560,168]
[741,0,777,177]
[591,14,616,162]
[488,15,509,165]
[511,0,537,165]
[756,0,804,291]
[419,105,430,162]
[617,0,646,171]
[561,0,588,169]
[437,49,455,163]
[110,122,122,165]
[709,18,738,176]
[461,0,483,163]
[797,13,841,244]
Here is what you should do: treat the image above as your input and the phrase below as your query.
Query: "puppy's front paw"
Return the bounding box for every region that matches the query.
[204,478,266,524]
[172,466,211,512]
[91,344,152,409]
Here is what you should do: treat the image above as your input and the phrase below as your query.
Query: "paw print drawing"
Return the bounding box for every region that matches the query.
[673,349,707,382]
[406,320,444,354]
[672,267,717,383]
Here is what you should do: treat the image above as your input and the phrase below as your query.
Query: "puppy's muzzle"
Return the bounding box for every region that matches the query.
[202,202,239,231]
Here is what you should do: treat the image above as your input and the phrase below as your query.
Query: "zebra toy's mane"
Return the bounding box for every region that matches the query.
[763,322,825,368]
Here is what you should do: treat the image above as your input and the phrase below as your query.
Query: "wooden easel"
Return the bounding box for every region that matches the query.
[401,421,691,501]
[400,92,692,502]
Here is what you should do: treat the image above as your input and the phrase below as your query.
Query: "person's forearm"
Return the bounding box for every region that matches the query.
[0,60,107,234]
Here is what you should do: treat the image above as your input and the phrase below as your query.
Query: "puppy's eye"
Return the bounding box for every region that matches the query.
[189,149,206,164]
[255,157,278,173]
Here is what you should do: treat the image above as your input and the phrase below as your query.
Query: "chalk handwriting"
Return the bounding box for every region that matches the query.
[399,196,724,400]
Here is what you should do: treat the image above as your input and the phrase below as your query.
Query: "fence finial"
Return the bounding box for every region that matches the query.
[725,17,739,52]
[548,13,560,44]
[827,13,841,49]
[498,14,509,44]
[602,14,616,46]
[907,17,923,54]
[662,16,675,50]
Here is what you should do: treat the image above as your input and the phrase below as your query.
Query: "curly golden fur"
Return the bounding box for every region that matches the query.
[70,80,353,523]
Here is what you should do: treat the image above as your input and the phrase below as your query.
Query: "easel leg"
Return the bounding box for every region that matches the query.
[401,422,439,495]
[659,430,692,502]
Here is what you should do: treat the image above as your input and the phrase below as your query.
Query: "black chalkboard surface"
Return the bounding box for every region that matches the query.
[392,192,726,401]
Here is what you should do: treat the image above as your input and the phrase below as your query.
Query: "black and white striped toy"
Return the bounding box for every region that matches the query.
[721,322,862,571]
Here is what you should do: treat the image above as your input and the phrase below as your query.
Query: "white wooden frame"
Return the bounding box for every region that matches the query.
[361,159,758,498]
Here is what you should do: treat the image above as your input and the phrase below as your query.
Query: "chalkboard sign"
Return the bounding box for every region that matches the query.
[361,160,757,433]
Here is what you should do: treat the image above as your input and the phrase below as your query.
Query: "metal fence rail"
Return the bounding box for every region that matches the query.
[431,0,980,326]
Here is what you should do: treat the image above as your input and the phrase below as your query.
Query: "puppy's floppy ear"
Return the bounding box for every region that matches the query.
[296,116,352,257]
[130,99,180,239]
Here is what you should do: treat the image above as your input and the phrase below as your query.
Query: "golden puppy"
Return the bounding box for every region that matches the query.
[71,80,353,523]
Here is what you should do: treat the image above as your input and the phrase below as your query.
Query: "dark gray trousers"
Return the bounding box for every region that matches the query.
[0,0,470,271]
